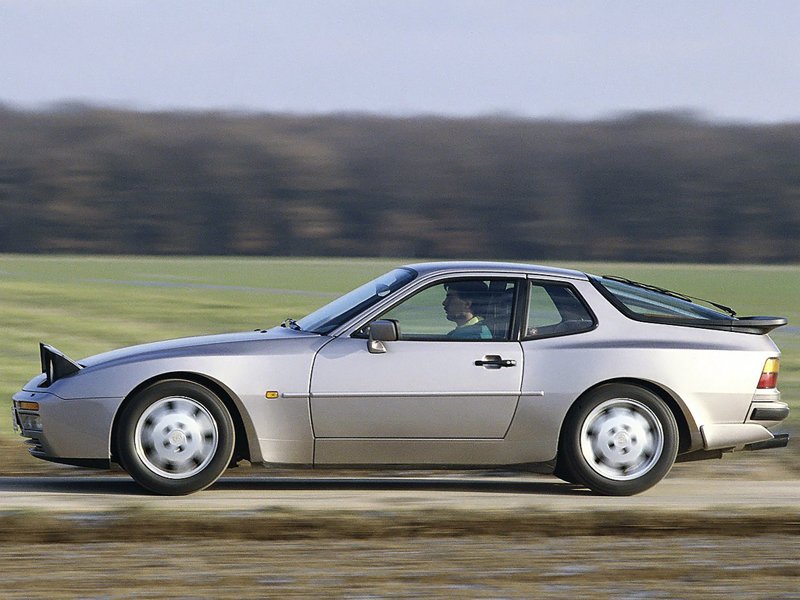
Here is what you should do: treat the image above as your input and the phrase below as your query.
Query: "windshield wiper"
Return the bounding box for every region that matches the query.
[602,276,737,317]
[281,318,302,331]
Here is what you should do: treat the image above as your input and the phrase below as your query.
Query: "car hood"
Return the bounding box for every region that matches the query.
[79,327,321,369]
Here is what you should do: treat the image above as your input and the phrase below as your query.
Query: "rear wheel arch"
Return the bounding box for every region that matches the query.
[562,378,693,454]
[111,372,254,466]
[554,378,688,494]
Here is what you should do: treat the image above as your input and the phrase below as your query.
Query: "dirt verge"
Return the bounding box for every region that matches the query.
[1,506,798,544]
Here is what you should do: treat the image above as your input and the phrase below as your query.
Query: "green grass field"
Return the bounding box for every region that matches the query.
[2,255,798,443]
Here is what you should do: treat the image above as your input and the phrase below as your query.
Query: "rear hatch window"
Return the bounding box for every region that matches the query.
[591,275,786,334]
[593,276,734,321]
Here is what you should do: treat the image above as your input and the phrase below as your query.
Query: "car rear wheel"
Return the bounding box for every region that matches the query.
[559,383,678,495]
[116,380,235,495]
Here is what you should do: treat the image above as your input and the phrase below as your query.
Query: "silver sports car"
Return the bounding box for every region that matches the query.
[12,262,790,495]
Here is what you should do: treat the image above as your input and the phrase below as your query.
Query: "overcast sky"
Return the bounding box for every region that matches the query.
[2,1,799,122]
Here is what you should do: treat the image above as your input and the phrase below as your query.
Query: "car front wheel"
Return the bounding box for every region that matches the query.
[559,383,678,496]
[116,380,235,495]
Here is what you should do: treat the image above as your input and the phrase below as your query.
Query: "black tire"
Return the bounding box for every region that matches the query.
[553,458,584,486]
[116,380,235,495]
[559,383,678,496]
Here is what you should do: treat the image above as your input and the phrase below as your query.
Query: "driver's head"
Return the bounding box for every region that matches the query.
[443,281,488,323]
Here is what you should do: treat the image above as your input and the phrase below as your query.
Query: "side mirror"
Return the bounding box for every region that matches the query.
[368,319,399,354]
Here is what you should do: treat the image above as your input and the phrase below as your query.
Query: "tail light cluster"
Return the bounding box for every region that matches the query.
[757,358,780,389]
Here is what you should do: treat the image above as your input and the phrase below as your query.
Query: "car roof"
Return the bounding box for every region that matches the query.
[403,261,589,281]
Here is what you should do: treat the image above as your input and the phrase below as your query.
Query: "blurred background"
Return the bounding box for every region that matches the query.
[1,3,799,595]
[1,0,799,263]
[1,2,799,441]
[2,0,798,457]
[2,107,799,262]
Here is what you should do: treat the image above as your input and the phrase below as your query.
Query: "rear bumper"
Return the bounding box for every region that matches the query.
[749,405,790,422]
[743,433,789,452]
[701,423,788,451]
[746,394,789,428]
[698,396,792,452]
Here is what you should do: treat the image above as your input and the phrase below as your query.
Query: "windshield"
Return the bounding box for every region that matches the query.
[593,276,735,321]
[297,268,417,334]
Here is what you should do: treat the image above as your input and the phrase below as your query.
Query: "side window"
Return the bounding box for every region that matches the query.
[378,278,517,341]
[525,282,594,338]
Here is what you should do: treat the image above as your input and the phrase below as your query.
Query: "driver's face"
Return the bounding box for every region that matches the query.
[443,289,471,323]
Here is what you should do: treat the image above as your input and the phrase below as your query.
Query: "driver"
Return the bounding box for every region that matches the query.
[443,282,492,340]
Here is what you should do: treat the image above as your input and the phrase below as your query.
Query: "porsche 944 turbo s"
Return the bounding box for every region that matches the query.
[12,262,789,496]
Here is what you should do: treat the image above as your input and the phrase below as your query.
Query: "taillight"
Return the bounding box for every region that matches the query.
[757,358,780,389]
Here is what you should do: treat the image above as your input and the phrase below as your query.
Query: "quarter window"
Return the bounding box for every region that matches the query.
[525,282,594,338]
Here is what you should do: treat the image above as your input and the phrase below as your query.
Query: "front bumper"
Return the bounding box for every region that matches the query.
[12,389,120,466]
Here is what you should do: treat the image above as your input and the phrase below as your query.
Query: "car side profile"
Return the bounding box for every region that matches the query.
[12,262,789,496]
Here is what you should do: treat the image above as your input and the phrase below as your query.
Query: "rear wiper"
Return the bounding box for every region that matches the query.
[281,318,302,331]
[602,276,737,317]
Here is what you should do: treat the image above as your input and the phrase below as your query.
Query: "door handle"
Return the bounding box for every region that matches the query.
[474,355,517,368]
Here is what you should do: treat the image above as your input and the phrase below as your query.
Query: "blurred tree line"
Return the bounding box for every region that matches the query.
[1,104,798,262]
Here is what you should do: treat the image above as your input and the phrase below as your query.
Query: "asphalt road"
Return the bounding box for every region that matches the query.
[0,472,798,514]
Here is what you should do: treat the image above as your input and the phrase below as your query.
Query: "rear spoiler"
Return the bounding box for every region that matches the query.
[600,315,788,335]
[652,316,788,335]
[40,343,82,386]
[727,317,788,335]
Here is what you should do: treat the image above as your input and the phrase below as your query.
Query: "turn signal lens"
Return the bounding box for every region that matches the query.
[757,358,780,389]
[17,401,40,411]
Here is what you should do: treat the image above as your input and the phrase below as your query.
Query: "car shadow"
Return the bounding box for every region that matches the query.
[213,475,591,496]
[0,474,591,496]
[0,475,145,495]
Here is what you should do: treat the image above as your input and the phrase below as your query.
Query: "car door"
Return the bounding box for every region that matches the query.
[309,277,523,439]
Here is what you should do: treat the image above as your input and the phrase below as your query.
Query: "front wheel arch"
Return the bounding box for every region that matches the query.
[115,378,235,494]
[111,372,252,467]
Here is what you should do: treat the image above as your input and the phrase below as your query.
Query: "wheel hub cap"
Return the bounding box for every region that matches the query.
[580,398,664,481]
[134,396,219,479]
[168,430,187,446]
